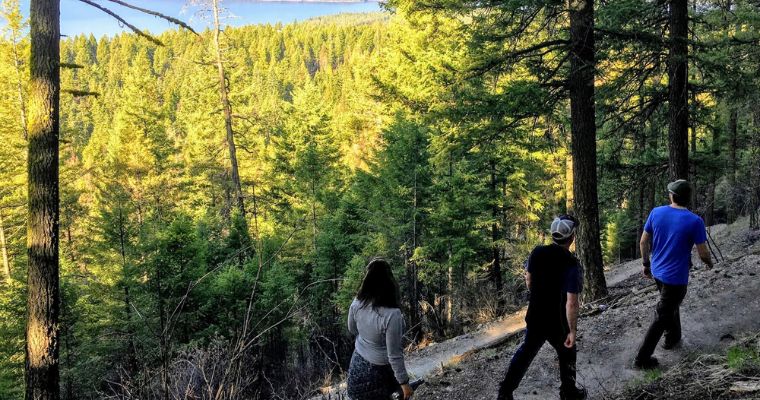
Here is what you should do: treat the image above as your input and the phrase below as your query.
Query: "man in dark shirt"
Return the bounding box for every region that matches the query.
[497,215,587,400]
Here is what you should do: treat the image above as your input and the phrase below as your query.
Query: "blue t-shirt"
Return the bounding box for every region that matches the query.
[644,205,707,285]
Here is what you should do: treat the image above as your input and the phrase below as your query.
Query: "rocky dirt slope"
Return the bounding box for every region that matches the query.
[412,219,760,400]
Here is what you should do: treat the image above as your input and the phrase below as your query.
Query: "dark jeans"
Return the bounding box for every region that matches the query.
[636,278,688,361]
[498,328,577,397]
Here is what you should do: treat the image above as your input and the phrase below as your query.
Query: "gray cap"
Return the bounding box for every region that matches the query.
[551,216,577,241]
[667,179,692,198]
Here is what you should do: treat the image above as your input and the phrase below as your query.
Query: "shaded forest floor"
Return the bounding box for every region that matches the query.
[409,218,760,400]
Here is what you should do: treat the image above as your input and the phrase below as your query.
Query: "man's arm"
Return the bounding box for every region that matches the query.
[564,292,580,348]
[696,243,714,269]
[640,231,652,278]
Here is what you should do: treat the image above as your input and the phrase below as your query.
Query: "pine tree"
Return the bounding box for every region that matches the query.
[668,0,690,181]
[569,0,607,300]
[25,0,61,398]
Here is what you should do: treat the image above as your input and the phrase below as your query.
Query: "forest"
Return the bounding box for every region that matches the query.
[0,0,759,399]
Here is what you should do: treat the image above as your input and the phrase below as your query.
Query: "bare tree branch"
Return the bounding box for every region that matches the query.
[60,63,84,69]
[62,89,101,97]
[77,0,164,46]
[104,0,198,35]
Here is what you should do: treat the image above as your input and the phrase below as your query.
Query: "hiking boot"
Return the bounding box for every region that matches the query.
[661,339,681,350]
[560,386,587,400]
[633,356,660,370]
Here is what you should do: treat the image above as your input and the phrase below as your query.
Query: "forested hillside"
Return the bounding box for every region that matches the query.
[1,0,759,399]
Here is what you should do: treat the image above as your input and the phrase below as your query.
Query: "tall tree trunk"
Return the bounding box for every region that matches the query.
[117,204,137,374]
[0,211,10,282]
[489,160,503,307]
[635,101,647,258]
[751,108,760,229]
[727,108,738,222]
[564,124,574,212]
[705,120,721,226]
[690,108,698,209]
[212,0,245,218]
[25,0,61,399]
[569,0,607,301]
[408,168,421,343]
[445,247,453,331]
[62,324,73,399]
[646,125,659,213]
[668,0,690,181]
[310,176,318,251]
[156,264,169,400]
[10,17,29,140]
[688,0,698,210]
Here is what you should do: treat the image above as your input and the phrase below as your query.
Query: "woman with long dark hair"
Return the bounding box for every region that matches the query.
[346,258,413,400]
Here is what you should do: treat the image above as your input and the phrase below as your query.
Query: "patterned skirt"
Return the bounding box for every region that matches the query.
[346,351,400,400]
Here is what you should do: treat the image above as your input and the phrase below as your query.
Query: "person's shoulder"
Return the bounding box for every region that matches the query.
[350,298,364,310]
[381,307,403,321]
[652,205,670,214]
[688,212,706,229]
[532,244,551,254]
[687,211,704,223]
[544,243,569,256]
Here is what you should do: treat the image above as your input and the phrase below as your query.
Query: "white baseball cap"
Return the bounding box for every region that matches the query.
[551,215,577,241]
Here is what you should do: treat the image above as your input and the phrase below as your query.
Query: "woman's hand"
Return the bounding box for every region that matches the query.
[401,383,414,399]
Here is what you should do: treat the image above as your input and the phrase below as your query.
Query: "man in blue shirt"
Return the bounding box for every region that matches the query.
[634,180,714,369]
[497,215,587,400]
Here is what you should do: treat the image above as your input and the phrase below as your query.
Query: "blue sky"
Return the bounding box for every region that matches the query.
[14,0,383,38]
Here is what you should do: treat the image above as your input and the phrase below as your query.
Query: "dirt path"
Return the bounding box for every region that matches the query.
[414,220,760,399]
[402,256,644,381]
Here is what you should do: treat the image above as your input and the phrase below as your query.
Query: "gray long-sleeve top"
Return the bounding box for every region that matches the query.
[347,298,409,384]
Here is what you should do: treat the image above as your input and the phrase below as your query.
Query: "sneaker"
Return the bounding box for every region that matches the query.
[633,356,660,370]
[560,386,587,400]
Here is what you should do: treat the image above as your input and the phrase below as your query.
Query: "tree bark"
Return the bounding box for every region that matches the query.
[408,167,422,343]
[751,108,760,229]
[668,0,690,181]
[25,0,61,399]
[489,160,503,307]
[156,263,169,400]
[569,0,608,301]
[0,211,10,282]
[10,15,29,140]
[688,0,698,210]
[727,108,738,222]
[690,108,698,209]
[116,203,138,374]
[562,124,574,213]
[705,118,721,226]
[212,0,245,218]
[635,101,647,258]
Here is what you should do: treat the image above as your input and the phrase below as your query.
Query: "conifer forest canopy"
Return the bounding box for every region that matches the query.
[0,0,759,398]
